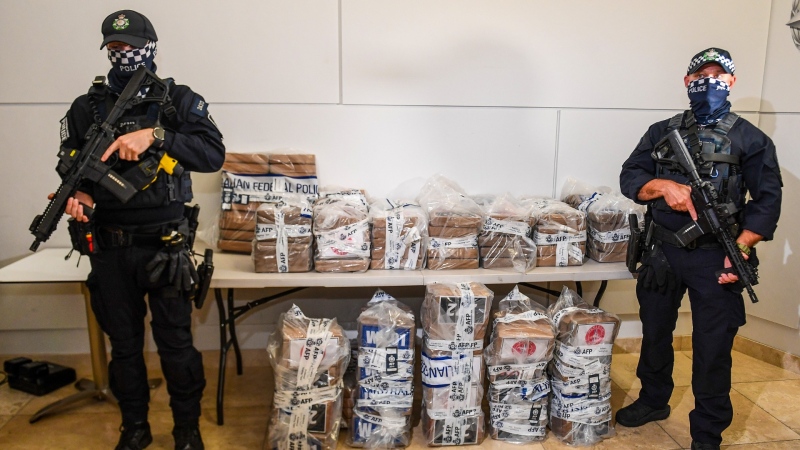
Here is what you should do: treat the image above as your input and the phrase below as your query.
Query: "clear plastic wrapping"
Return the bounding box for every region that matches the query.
[313,192,371,273]
[478,194,537,272]
[484,286,555,443]
[369,200,429,270]
[417,175,484,270]
[546,287,620,446]
[560,177,646,263]
[215,152,318,254]
[420,282,493,446]
[252,196,314,273]
[526,198,586,267]
[267,305,351,450]
[348,290,416,448]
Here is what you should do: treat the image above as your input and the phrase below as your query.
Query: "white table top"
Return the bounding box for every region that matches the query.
[0,248,632,288]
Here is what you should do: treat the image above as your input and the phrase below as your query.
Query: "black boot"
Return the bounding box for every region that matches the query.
[615,400,671,427]
[115,422,152,450]
[173,425,204,450]
[691,441,721,450]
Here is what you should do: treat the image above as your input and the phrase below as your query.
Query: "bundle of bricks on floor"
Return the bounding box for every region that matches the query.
[265,285,621,448]
[216,156,642,272]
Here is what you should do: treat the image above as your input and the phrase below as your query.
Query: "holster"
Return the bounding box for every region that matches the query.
[67,219,100,255]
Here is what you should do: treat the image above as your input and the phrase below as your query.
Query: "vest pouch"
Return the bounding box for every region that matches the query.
[67,219,100,255]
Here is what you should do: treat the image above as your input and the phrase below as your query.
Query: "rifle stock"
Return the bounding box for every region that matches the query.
[29,67,170,252]
[657,129,760,303]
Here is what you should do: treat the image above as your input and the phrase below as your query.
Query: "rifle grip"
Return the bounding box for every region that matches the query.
[81,203,95,220]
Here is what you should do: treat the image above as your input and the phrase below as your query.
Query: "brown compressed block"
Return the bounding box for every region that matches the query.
[314,258,370,273]
[479,245,535,260]
[481,257,524,269]
[489,309,554,368]
[225,152,271,164]
[428,226,479,239]
[276,315,348,375]
[371,244,424,261]
[422,409,485,446]
[217,239,252,254]
[372,215,425,230]
[220,228,254,241]
[429,210,482,228]
[313,204,368,231]
[536,241,586,257]
[421,282,493,341]
[219,211,256,231]
[256,206,313,226]
[427,247,479,260]
[426,258,479,270]
[253,242,313,273]
[221,161,270,174]
[369,257,424,270]
[268,153,316,165]
[269,163,317,177]
[222,153,270,173]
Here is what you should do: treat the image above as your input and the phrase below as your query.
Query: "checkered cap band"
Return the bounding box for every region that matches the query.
[108,40,157,65]
[687,48,735,75]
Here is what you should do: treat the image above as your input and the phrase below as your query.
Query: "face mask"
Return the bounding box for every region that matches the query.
[687,77,731,126]
[107,41,157,93]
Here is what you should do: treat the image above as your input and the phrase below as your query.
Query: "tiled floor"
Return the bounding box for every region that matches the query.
[1,349,799,449]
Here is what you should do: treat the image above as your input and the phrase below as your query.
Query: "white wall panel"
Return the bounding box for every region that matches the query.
[0,0,340,104]
[209,104,559,199]
[762,0,800,113]
[748,113,800,329]
[342,0,769,110]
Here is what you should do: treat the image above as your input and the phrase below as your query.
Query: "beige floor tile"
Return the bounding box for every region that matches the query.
[733,380,800,433]
[682,351,800,384]
[0,385,33,416]
[0,415,11,430]
[0,411,123,449]
[721,440,800,449]
[198,365,273,412]
[656,386,800,448]
[542,422,681,449]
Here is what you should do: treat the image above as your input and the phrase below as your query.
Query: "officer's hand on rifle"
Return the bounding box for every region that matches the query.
[101,128,157,162]
[718,229,761,285]
[639,179,698,220]
[48,191,93,223]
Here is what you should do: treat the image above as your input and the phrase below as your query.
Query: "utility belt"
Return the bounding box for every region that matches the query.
[97,222,185,249]
[652,224,721,250]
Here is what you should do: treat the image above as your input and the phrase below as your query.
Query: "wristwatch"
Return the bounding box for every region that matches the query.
[736,242,751,256]
[152,126,165,148]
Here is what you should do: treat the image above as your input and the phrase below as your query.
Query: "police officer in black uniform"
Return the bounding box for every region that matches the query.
[57,10,225,450]
[616,48,782,450]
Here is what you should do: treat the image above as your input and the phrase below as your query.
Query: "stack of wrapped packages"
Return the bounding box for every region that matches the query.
[417,175,484,270]
[313,189,371,273]
[267,305,350,450]
[421,282,493,446]
[561,178,646,263]
[348,290,416,448]
[218,152,318,254]
[484,286,554,443]
[547,287,620,446]
[369,200,428,270]
[252,194,314,273]
[524,197,586,267]
[478,194,537,272]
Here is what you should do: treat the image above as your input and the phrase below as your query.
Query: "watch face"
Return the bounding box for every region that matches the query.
[154,127,165,141]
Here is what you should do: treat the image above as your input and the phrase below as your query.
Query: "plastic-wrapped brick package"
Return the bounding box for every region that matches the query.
[484,286,555,443]
[348,290,416,448]
[527,198,586,267]
[369,200,428,270]
[420,282,493,446]
[478,194,537,272]
[560,177,646,263]
[216,152,318,254]
[313,192,371,273]
[416,175,484,270]
[252,196,314,273]
[546,287,620,446]
[267,305,351,450]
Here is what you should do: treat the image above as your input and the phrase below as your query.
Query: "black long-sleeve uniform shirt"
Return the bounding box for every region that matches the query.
[619,116,782,241]
[60,81,225,225]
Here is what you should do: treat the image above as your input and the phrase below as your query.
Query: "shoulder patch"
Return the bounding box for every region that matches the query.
[190,94,208,118]
[60,115,69,142]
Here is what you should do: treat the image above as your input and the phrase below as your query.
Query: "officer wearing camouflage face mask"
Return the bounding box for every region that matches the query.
[55,9,225,450]
[617,48,782,450]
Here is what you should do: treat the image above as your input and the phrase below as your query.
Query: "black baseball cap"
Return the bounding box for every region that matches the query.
[686,47,736,75]
[100,10,157,49]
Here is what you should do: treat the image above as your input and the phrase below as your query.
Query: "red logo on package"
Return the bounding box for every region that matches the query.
[512,340,536,356]
[585,325,606,345]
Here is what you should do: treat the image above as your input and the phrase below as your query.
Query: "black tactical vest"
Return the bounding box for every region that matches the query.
[87,78,192,210]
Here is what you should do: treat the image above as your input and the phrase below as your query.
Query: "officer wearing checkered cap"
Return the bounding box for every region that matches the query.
[54,9,224,450]
[618,48,782,450]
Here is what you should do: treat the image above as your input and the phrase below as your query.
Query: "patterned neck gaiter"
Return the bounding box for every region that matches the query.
[107,41,157,94]
[688,77,731,126]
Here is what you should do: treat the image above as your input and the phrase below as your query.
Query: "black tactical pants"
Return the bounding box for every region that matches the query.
[87,245,205,427]
[635,243,745,446]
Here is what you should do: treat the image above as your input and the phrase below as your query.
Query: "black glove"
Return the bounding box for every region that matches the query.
[145,247,199,291]
[637,243,680,295]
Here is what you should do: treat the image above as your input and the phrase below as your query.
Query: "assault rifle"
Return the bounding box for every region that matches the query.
[653,129,760,303]
[29,67,171,252]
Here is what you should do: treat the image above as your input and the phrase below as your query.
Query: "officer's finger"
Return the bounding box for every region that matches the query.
[687,200,698,221]
[148,259,167,283]
[101,140,120,162]
[145,252,167,271]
